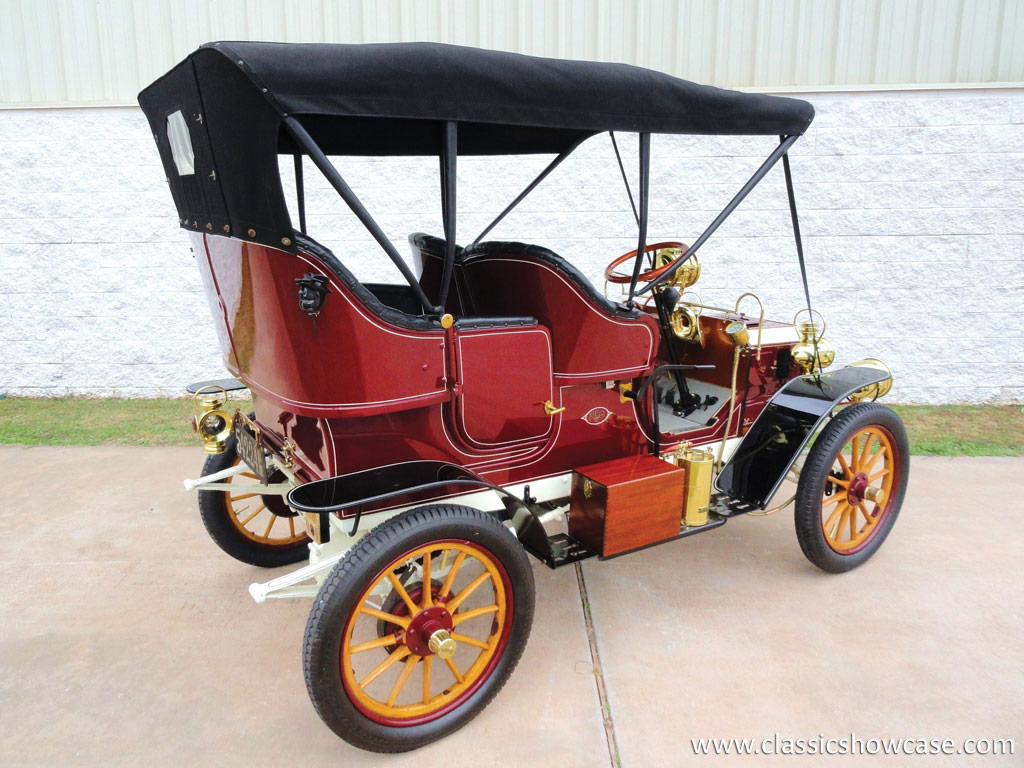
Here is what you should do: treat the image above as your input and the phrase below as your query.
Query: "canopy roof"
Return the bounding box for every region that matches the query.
[138,41,813,251]
[202,41,812,149]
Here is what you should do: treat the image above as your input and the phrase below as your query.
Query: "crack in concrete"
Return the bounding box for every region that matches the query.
[575,562,622,768]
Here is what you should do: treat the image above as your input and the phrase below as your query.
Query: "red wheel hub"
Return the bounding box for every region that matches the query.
[846,472,870,505]
[404,605,455,656]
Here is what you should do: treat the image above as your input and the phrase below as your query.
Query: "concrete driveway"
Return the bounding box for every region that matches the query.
[1,448,1021,767]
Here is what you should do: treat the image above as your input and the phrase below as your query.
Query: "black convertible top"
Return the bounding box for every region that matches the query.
[204,41,810,143]
[138,42,813,251]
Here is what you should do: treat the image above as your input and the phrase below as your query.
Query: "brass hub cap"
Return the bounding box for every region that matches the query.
[820,426,895,554]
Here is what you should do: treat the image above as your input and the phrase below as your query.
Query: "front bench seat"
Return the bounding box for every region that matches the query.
[459,241,659,381]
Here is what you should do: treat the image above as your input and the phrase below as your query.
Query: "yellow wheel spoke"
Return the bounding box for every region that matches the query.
[359,645,410,688]
[350,633,403,655]
[439,552,466,599]
[849,502,857,538]
[239,503,266,526]
[822,494,845,507]
[862,445,886,474]
[859,502,872,526]
[829,505,850,540]
[444,656,464,684]
[450,632,490,650]
[849,436,861,471]
[836,453,852,479]
[229,492,260,501]
[386,654,420,707]
[447,571,492,613]
[829,476,850,489]
[360,606,410,629]
[824,503,846,536]
[386,572,420,617]
[868,468,891,483]
[263,515,276,539]
[422,551,432,608]
[858,434,875,469]
[452,604,500,627]
[288,516,296,537]
[422,655,433,704]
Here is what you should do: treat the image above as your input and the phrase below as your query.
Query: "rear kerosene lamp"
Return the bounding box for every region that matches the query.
[192,385,234,454]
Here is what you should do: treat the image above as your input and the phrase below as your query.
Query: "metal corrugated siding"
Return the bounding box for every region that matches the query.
[1,0,1022,107]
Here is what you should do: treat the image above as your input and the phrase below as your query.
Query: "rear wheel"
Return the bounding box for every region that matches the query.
[197,438,308,567]
[794,403,909,573]
[303,504,535,752]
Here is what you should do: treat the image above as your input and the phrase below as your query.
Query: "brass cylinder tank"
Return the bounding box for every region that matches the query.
[675,443,714,527]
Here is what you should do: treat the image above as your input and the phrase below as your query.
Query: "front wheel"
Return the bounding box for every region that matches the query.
[303,504,535,752]
[794,403,910,573]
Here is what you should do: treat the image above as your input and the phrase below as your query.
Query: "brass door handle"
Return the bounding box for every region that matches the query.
[543,400,566,416]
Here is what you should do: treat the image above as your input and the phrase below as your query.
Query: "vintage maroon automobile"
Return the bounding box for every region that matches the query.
[140,42,909,752]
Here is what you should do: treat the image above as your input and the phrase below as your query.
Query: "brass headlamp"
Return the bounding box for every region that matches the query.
[655,247,701,290]
[791,309,835,373]
[847,358,894,401]
[192,385,234,454]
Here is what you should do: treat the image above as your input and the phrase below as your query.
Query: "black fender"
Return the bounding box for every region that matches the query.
[286,460,564,563]
[186,377,248,393]
[715,366,890,508]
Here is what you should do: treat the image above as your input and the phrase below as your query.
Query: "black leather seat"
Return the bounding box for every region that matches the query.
[410,232,463,263]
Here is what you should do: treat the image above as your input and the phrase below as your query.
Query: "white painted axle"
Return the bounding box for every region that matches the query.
[183,463,247,490]
[248,551,344,603]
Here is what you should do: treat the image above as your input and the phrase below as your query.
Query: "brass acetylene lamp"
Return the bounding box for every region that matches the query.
[791,309,835,373]
[192,385,234,454]
[847,358,894,401]
[656,247,701,290]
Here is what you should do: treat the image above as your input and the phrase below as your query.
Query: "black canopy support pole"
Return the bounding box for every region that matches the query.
[639,133,799,295]
[470,136,586,247]
[438,121,457,310]
[293,153,306,235]
[282,116,436,314]
[610,132,640,227]
[780,135,820,377]
[626,133,651,303]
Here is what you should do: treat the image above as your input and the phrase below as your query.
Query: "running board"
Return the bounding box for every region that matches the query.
[522,532,597,569]
[598,514,728,560]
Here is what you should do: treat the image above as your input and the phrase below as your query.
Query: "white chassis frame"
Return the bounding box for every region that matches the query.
[182,437,745,605]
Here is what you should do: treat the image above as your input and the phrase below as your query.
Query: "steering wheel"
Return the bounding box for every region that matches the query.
[604,241,690,285]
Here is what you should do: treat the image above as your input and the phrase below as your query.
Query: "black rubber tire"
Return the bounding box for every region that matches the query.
[196,436,309,568]
[795,402,910,573]
[303,504,535,753]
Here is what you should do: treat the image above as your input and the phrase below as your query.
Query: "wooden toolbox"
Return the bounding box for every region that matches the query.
[568,453,685,557]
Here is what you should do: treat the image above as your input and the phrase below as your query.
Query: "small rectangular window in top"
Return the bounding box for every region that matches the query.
[166,110,195,176]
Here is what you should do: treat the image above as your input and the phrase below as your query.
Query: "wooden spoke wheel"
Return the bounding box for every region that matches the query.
[303,505,534,753]
[794,403,910,573]
[197,436,308,568]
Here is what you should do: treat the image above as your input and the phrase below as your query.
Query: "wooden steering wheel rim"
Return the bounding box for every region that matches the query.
[604,241,690,284]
